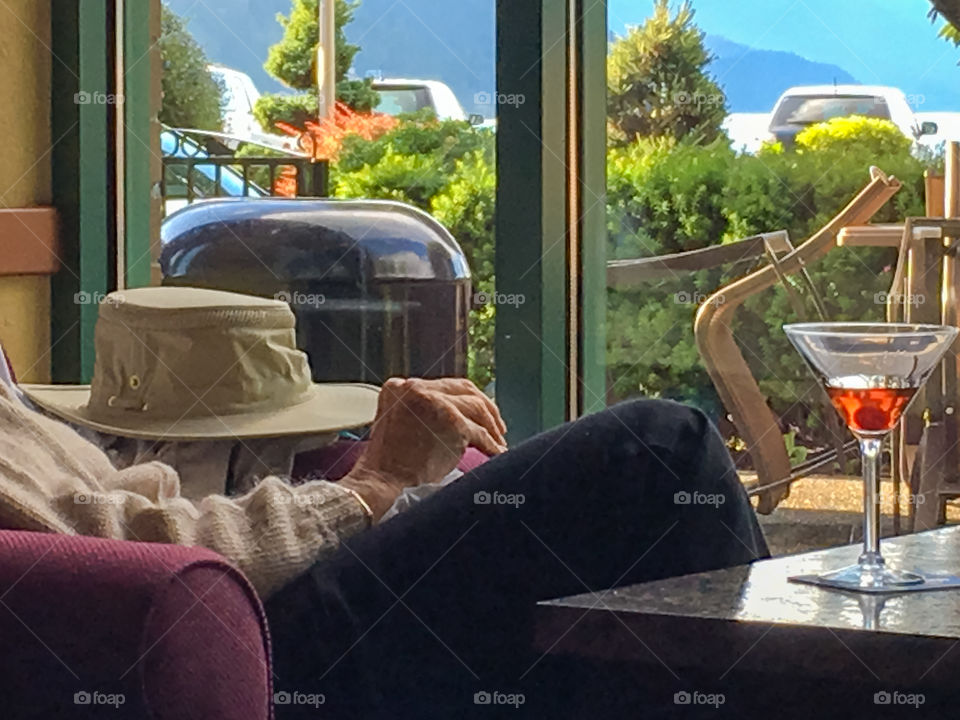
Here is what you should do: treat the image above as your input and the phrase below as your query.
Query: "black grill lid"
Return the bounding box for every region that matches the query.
[160,198,471,284]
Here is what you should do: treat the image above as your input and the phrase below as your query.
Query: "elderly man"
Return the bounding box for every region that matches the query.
[2,288,767,718]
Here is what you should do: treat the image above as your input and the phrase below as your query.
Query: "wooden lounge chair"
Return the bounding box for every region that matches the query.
[694,168,902,513]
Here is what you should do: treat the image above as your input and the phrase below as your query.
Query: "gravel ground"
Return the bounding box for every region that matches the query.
[741,472,960,556]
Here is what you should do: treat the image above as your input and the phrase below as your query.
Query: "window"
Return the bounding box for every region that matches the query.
[605,0,960,541]
[374,87,434,116]
[157,0,500,405]
[772,95,892,127]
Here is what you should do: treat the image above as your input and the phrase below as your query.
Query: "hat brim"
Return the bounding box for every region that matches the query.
[20,383,380,441]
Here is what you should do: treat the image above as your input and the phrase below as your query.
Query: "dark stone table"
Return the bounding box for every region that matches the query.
[535,526,960,717]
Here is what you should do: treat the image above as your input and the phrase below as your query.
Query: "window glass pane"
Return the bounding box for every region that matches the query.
[606,0,960,547]
[159,1,497,396]
[374,87,434,116]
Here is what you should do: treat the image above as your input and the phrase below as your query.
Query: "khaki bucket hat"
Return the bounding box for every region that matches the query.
[22,287,380,440]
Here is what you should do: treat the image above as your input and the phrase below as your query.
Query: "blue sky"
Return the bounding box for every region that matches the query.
[608,0,960,110]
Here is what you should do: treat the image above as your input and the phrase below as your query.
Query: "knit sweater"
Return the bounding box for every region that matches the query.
[0,382,370,598]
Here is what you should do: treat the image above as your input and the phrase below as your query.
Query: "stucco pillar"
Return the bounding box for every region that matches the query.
[0,1,53,382]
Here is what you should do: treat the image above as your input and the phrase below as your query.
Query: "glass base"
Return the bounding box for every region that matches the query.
[790,563,960,594]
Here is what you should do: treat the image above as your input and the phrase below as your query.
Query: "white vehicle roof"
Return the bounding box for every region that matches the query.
[776,85,905,98]
[373,78,452,90]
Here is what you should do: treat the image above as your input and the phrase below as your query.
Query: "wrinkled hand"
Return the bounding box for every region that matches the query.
[341,378,507,519]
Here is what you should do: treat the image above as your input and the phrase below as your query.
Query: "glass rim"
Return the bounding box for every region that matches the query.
[783,322,959,338]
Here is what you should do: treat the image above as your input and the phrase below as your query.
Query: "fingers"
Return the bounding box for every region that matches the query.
[408,377,508,436]
[450,378,507,434]
[447,394,506,449]
[458,414,506,456]
[373,378,411,426]
[379,377,509,454]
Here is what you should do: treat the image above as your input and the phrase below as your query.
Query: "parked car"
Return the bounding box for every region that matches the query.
[767,85,937,147]
[371,77,486,125]
[208,64,262,138]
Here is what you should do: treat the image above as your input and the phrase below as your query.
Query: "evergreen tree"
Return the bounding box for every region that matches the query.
[255,0,378,131]
[159,4,224,130]
[607,0,726,145]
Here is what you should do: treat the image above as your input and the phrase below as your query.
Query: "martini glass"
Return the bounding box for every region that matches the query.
[783,322,958,593]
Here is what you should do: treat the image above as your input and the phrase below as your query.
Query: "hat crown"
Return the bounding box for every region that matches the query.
[88,288,313,428]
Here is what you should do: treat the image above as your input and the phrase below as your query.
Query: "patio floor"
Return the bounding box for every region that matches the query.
[742,472,960,556]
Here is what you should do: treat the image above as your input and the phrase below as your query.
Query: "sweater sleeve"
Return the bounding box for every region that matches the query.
[0,383,371,599]
[54,472,371,599]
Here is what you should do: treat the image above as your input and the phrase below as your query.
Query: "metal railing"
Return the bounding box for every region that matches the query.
[160,128,329,208]
[161,156,329,204]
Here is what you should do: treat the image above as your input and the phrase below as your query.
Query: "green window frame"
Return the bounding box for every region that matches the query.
[495,0,608,441]
[51,0,154,381]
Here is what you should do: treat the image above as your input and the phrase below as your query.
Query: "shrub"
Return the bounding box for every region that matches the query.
[606,137,737,414]
[733,118,925,439]
[333,113,491,206]
[254,93,319,132]
[334,145,451,207]
[794,116,912,156]
[336,110,489,174]
[431,150,497,390]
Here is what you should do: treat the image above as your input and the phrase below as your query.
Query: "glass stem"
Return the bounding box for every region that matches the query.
[859,436,884,568]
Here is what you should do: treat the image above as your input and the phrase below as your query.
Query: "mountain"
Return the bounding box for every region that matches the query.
[163,2,857,116]
[704,35,859,113]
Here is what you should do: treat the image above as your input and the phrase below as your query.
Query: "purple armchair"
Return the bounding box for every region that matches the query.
[0,529,272,719]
